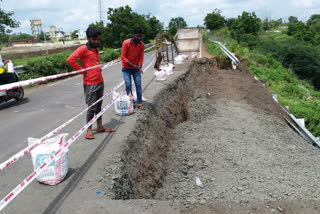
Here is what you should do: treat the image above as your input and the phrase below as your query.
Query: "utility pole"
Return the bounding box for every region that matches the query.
[99,0,102,22]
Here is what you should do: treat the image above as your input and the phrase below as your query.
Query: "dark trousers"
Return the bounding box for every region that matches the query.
[0,73,17,85]
[83,83,104,127]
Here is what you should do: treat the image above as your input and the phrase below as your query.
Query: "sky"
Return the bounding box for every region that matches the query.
[3,0,320,34]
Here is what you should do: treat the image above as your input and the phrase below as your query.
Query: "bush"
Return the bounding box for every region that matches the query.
[21,51,73,80]
[100,48,121,63]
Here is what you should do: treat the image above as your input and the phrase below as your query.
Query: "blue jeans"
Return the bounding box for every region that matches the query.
[122,68,142,104]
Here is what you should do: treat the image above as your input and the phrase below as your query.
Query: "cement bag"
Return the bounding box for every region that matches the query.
[114,92,134,116]
[161,64,174,76]
[132,90,147,102]
[175,55,184,64]
[154,70,167,81]
[28,133,69,186]
[191,52,198,59]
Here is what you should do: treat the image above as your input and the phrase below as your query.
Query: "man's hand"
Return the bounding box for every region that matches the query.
[138,65,143,74]
[4,60,10,65]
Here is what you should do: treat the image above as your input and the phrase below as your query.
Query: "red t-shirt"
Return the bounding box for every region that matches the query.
[67,43,103,85]
[121,38,144,69]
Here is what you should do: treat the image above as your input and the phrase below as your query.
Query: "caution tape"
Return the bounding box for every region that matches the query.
[0,49,156,211]
[0,45,155,93]
[0,90,125,211]
[0,58,122,92]
[0,80,124,173]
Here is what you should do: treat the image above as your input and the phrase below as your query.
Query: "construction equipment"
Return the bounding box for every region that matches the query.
[154,32,178,69]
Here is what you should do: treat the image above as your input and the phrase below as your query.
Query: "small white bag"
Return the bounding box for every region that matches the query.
[154,70,167,81]
[28,134,69,186]
[114,92,134,116]
[7,61,14,73]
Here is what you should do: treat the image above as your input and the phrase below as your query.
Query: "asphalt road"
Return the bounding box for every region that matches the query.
[0,51,157,211]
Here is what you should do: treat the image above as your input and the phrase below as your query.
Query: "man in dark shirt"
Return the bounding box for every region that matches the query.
[121,27,146,110]
[67,27,114,140]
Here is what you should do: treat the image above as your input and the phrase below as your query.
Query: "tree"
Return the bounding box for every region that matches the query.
[90,5,162,48]
[231,11,261,46]
[71,30,78,40]
[262,18,272,31]
[0,1,20,44]
[145,14,163,40]
[168,17,187,36]
[272,18,282,29]
[36,31,50,42]
[288,16,298,24]
[287,21,318,45]
[225,18,235,29]
[9,33,33,41]
[204,9,225,31]
[307,14,320,34]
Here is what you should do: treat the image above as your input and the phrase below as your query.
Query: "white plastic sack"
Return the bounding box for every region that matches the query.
[7,61,14,73]
[174,55,184,64]
[191,52,198,59]
[160,64,174,76]
[113,92,134,116]
[28,133,69,186]
[154,70,167,81]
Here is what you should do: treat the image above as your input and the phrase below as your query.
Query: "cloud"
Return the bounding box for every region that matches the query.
[5,0,320,34]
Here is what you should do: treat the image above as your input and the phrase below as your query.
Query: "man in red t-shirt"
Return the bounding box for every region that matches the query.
[67,27,114,140]
[121,27,146,110]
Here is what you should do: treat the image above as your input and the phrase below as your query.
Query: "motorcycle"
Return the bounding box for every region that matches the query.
[0,69,24,104]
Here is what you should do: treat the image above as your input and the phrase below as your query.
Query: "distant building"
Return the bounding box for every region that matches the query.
[64,33,72,40]
[76,30,86,39]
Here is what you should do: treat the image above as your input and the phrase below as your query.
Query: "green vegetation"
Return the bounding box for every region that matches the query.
[168,17,187,36]
[204,29,320,136]
[204,9,225,31]
[9,33,33,41]
[90,5,163,48]
[0,0,20,45]
[14,48,120,82]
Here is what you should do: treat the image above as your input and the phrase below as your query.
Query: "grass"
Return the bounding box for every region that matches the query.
[204,30,320,137]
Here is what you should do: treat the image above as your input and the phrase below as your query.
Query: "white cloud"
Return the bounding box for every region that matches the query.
[4,0,320,34]
[291,0,314,8]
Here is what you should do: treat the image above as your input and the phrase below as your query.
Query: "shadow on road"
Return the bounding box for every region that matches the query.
[43,117,125,214]
[0,97,30,110]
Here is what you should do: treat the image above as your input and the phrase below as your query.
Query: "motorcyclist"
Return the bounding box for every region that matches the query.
[0,55,17,85]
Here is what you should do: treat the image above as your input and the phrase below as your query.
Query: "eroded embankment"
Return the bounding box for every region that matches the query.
[110,59,212,199]
[111,58,320,205]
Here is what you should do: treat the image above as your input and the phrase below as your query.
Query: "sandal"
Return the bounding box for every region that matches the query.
[84,133,95,140]
[136,104,146,110]
[97,128,115,133]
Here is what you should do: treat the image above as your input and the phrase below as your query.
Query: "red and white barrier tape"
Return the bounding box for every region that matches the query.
[0,90,125,211]
[0,50,156,211]
[0,51,156,174]
[0,80,124,173]
[0,45,155,93]
[0,58,121,92]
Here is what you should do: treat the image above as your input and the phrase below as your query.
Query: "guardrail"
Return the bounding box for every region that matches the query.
[208,39,240,65]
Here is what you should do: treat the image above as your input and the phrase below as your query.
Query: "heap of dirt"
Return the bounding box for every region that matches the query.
[100,58,320,212]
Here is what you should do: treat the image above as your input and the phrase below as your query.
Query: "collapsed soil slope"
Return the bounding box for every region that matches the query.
[101,58,320,213]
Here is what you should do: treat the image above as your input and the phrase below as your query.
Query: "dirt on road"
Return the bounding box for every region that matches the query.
[99,57,320,213]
